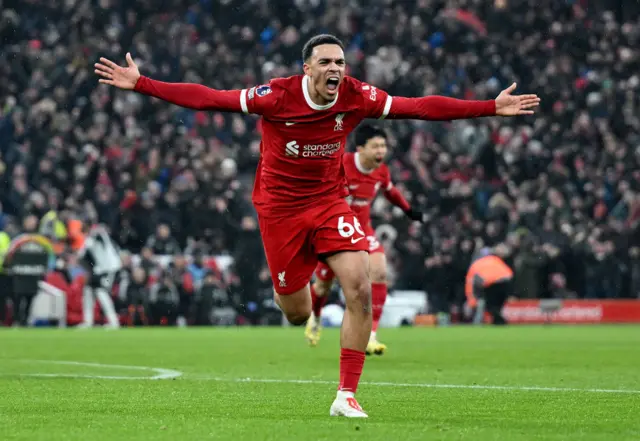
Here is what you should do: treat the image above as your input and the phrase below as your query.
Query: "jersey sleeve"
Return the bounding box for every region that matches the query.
[241,82,282,117]
[387,96,495,121]
[382,165,411,212]
[134,76,244,113]
[382,165,393,191]
[351,77,496,121]
[358,82,394,120]
[134,76,281,116]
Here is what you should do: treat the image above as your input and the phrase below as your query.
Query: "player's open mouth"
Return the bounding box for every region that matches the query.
[326,77,340,92]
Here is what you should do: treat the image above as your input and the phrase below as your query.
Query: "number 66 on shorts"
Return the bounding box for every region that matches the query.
[257,199,369,295]
[338,216,366,244]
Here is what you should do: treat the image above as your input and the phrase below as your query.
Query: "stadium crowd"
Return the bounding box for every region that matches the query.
[1,0,640,323]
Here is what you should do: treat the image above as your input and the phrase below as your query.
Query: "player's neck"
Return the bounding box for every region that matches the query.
[354,152,376,174]
[307,86,329,106]
[303,75,337,108]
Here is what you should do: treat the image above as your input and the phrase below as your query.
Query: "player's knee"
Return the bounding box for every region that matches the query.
[370,267,387,285]
[343,276,372,315]
[369,254,387,284]
[284,309,311,326]
[274,290,312,325]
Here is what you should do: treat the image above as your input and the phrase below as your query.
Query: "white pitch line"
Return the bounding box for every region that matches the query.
[4,361,638,395]
[184,375,640,395]
[9,360,182,380]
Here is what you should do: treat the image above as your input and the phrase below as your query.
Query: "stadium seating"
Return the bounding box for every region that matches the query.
[1,0,639,325]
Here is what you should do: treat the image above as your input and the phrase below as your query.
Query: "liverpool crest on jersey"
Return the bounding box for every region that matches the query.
[334,113,345,131]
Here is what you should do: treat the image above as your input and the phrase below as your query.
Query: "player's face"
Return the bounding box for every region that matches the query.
[303,44,346,104]
[360,136,388,168]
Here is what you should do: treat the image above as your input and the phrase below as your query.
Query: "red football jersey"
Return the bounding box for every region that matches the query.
[342,152,393,227]
[239,75,392,217]
[135,73,496,219]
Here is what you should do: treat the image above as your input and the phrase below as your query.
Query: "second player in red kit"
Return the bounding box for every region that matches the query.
[306,124,425,354]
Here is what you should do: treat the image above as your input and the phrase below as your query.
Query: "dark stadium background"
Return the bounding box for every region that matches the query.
[1,0,639,326]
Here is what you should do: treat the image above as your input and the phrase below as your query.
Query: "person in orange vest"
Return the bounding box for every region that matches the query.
[465,247,514,325]
[66,218,85,251]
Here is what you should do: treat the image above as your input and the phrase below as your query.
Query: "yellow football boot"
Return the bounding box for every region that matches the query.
[304,314,322,346]
[365,337,387,356]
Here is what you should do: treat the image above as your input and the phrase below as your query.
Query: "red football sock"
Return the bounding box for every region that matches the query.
[339,348,366,393]
[371,283,387,333]
[310,284,327,319]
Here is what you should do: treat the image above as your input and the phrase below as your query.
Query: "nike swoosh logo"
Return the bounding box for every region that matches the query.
[351,237,364,244]
[285,122,296,126]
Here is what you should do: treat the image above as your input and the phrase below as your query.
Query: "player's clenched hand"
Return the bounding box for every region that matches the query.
[494,83,540,116]
[94,52,140,90]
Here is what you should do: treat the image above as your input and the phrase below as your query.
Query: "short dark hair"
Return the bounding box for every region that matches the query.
[355,124,387,148]
[302,34,344,62]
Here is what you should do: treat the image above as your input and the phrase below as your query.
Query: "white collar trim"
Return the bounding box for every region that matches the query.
[302,75,338,111]
[354,152,374,175]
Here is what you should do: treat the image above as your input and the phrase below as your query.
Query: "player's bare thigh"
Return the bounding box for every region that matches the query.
[274,284,312,325]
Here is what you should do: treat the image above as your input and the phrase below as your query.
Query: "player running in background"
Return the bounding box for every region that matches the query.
[94,34,540,418]
[305,124,424,354]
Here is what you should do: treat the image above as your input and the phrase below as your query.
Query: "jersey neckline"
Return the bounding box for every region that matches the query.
[302,75,339,111]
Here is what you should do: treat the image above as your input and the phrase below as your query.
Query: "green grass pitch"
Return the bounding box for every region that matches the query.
[1,326,639,440]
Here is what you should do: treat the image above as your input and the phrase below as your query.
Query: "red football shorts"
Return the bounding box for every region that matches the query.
[314,223,384,282]
[258,199,368,295]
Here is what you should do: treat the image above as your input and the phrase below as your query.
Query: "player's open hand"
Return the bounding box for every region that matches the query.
[94,53,140,90]
[494,83,540,116]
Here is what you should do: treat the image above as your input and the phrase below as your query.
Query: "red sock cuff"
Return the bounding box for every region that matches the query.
[339,348,366,393]
[341,348,366,358]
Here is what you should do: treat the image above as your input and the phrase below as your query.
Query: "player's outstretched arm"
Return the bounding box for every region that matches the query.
[94,53,246,113]
[384,83,540,121]
[383,185,427,222]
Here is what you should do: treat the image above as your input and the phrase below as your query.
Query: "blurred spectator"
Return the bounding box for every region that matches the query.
[169,255,194,326]
[148,270,180,325]
[145,223,181,256]
[124,266,149,326]
[194,270,235,326]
